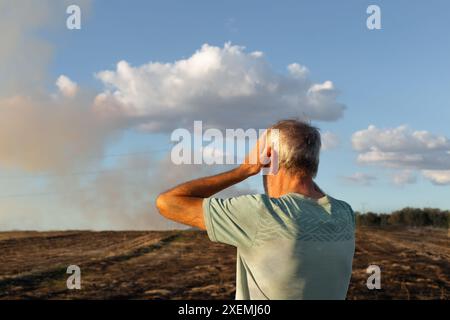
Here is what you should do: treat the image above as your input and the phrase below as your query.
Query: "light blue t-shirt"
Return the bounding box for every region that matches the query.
[203,193,355,300]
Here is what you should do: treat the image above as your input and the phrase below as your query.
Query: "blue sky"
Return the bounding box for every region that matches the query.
[1,0,449,229]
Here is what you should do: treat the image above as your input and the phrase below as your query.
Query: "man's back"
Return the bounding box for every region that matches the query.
[203,193,355,300]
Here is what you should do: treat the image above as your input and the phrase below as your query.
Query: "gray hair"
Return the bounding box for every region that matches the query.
[270,119,321,178]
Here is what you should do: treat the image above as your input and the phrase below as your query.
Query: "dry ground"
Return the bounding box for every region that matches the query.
[0,227,448,299]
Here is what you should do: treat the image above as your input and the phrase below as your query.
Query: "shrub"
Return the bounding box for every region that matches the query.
[354,208,449,228]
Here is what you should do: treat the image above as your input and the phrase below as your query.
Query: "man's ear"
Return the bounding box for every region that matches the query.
[262,145,272,168]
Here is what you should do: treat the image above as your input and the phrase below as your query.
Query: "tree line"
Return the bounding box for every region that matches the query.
[355,207,449,228]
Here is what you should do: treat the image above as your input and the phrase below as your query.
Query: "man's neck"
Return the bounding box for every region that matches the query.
[292,179,325,199]
[270,171,325,199]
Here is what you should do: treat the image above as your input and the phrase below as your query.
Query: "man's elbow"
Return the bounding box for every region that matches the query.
[155,193,170,218]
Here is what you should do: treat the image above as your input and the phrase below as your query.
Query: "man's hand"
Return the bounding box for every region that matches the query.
[241,130,272,176]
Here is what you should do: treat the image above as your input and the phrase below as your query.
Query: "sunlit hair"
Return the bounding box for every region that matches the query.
[270,119,321,178]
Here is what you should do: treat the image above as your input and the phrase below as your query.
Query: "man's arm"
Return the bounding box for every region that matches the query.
[156,132,270,229]
[155,164,258,230]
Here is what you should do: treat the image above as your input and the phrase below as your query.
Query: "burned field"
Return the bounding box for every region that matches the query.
[0,227,448,299]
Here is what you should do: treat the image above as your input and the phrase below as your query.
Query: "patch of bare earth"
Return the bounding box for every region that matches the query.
[348,227,449,299]
[0,227,448,299]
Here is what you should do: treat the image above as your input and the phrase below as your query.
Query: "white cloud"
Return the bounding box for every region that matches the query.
[94,43,345,132]
[56,75,78,98]
[308,80,334,94]
[352,125,450,169]
[422,170,450,186]
[352,125,450,154]
[321,131,340,151]
[342,172,377,186]
[392,170,417,186]
[287,63,309,78]
[352,125,450,185]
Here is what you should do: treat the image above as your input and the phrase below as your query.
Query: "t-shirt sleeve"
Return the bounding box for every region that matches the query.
[202,194,267,248]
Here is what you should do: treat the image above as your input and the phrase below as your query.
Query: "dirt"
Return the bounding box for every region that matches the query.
[0,227,448,299]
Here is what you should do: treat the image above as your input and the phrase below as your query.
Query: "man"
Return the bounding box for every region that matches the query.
[156,119,355,300]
